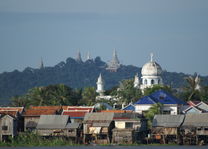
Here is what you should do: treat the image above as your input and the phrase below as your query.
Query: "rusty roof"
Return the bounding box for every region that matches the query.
[0,111,19,117]
[101,110,133,113]
[62,111,87,118]
[0,107,24,113]
[84,112,114,124]
[153,115,185,127]
[29,106,62,110]
[37,115,70,129]
[62,106,94,112]
[182,113,208,127]
[187,101,201,106]
[23,109,58,117]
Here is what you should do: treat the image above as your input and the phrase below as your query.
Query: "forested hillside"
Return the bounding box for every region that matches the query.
[0,56,207,103]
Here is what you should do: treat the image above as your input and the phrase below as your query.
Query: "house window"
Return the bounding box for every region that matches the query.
[126,122,133,128]
[144,79,147,85]
[162,111,171,114]
[151,79,154,85]
[2,126,8,130]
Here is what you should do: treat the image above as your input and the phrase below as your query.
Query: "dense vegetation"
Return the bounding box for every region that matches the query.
[0,56,208,105]
[10,73,208,109]
[0,132,76,147]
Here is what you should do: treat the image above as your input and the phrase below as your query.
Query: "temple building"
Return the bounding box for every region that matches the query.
[86,51,92,61]
[76,51,83,63]
[39,58,44,69]
[134,53,163,91]
[106,49,120,72]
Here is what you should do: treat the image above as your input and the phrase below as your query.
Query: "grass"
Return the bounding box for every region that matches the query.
[0,132,78,147]
[0,132,178,147]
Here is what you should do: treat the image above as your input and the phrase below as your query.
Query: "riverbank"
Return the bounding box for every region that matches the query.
[0,132,78,147]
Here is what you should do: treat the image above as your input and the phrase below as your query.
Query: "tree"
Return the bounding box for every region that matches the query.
[11,95,29,107]
[117,79,142,104]
[143,85,172,96]
[10,84,79,107]
[182,74,202,101]
[80,87,97,106]
[144,103,162,129]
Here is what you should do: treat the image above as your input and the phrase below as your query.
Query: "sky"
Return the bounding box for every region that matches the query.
[0,0,208,75]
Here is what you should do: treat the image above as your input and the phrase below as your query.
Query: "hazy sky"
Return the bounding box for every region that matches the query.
[0,0,208,75]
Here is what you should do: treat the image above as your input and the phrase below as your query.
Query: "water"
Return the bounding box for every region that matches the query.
[0,146,207,149]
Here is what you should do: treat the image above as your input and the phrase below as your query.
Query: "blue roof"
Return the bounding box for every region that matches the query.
[134,96,156,104]
[123,104,135,111]
[134,90,186,105]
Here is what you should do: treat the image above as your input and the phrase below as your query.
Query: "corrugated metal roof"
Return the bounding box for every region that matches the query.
[84,112,114,122]
[37,115,70,129]
[30,106,62,110]
[101,110,133,113]
[187,101,201,106]
[24,109,57,116]
[93,123,111,127]
[152,114,185,127]
[114,113,141,120]
[0,111,19,117]
[182,113,208,127]
[150,90,186,105]
[62,111,86,118]
[134,96,156,104]
[122,104,135,111]
[65,123,80,129]
[134,90,186,105]
[0,107,24,113]
[62,106,94,111]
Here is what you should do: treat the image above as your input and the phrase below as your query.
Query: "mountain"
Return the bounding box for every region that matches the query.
[0,56,208,103]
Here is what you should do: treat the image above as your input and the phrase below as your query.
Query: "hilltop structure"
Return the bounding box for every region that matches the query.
[86,51,92,61]
[76,51,83,63]
[134,53,163,91]
[106,49,120,72]
[39,58,44,69]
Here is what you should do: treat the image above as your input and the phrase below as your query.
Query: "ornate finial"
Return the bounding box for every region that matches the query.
[76,50,82,62]
[150,53,154,62]
[40,57,44,69]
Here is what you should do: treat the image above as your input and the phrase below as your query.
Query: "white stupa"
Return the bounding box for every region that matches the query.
[96,73,105,96]
[133,73,140,89]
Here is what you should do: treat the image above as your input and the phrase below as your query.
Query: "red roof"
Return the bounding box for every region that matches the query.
[62,106,94,118]
[29,106,62,111]
[62,111,87,118]
[0,107,24,113]
[101,110,133,113]
[24,109,57,116]
[187,101,201,106]
[0,111,19,117]
[66,106,94,112]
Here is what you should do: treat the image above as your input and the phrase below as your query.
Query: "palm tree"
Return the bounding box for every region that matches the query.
[144,103,162,129]
[81,87,97,106]
[185,74,201,100]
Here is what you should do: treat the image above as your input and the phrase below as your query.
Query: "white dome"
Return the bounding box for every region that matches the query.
[141,61,162,76]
